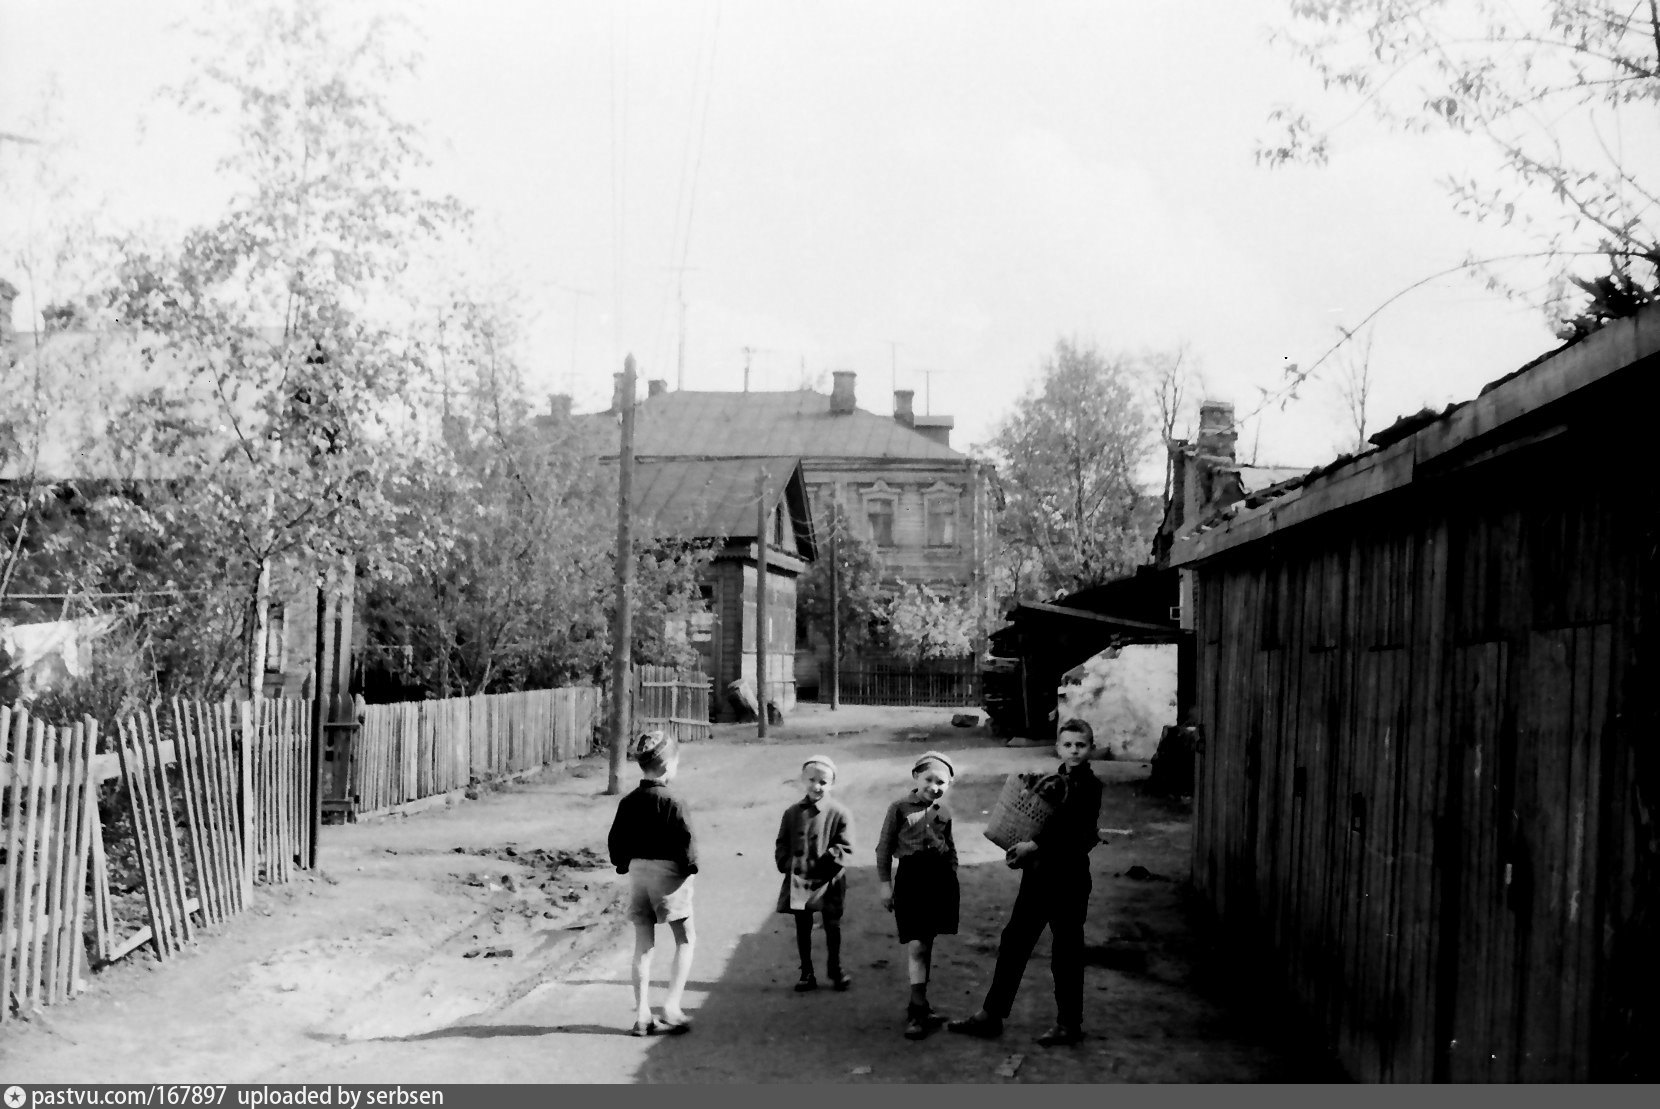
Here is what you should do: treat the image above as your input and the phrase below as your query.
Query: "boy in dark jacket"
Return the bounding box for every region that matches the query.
[949,719,1104,1046]
[607,730,698,1035]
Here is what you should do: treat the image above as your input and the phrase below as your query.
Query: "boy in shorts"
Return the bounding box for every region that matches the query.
[606,730,698,1035]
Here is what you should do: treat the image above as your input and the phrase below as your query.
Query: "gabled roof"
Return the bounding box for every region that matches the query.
[587,389,968,463]
[619,455,817,561]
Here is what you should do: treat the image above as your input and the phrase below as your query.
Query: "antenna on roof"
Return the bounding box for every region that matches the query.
[919,368,947,415]
[740,345,772,392]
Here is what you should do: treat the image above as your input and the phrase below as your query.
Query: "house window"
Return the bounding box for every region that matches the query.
[264,605,286,672]
[867,500,895,547]
[926,497,957,547]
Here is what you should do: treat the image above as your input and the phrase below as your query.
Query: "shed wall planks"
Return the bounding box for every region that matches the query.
[1189,438,1652,1081]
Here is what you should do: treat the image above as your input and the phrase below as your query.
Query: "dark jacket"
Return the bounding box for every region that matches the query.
[607,778,699,875]
[1030,762,1103,873]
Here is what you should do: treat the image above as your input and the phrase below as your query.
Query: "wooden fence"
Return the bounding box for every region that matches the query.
[633,666,711,743]
[351,686,600,817]
[831,660,980,708]
[1,697,311,1023]
[0,709,97,1022]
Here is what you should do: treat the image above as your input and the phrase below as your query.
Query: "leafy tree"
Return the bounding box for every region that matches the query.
[103,0,465,698]
[796,501,887,662]
[882,581,980,663]
[1261,0,1660,338]
[987,338,1158,602]
[357,299,711,697]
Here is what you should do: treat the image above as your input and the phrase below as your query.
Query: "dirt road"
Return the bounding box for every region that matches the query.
[0,706,1343,1083]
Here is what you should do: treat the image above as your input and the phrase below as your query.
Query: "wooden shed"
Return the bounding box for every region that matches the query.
[1169,309,1660,1081]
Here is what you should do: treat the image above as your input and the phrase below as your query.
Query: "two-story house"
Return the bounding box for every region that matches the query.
[590,371,994,693]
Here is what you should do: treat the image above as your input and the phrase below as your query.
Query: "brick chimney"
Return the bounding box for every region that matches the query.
[0,278,17,348]
[647,378,668,399]
[893,389,915,429]
[1196,400,1236,461]
[548,393,572,419]
[830,370,856,415]
[611,372,628,413]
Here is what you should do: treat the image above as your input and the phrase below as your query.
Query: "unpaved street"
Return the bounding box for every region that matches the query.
[0,706,1342,1083]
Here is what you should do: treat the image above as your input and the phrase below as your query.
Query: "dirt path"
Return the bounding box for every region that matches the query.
[0,706,1342,1083]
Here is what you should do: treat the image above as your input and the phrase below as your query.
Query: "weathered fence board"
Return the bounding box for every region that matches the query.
[0,711,98,1021]
[633,666,711,743]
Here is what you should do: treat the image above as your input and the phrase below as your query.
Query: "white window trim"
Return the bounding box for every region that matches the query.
[922,481,960,548]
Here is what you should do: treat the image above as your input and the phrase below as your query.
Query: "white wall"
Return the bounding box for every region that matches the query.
[1057,643,1179,760]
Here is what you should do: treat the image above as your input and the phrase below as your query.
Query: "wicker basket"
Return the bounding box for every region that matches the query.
[983,772,1058,850]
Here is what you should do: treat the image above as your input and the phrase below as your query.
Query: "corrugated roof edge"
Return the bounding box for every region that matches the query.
[1170,304,1660,567]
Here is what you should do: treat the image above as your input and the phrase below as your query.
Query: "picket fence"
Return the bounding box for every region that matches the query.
[350,686,601,817]
[0,697,312,1023]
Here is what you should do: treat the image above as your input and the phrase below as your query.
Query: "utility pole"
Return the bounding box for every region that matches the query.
[755,468,770,738]
[607,355,638,794]
[829,493,841,711]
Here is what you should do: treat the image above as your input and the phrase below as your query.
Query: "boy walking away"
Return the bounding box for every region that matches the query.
[875,751,960,1040]
[949,719,1104,1047]
[607,730,697,1036]
[775,754,854,992]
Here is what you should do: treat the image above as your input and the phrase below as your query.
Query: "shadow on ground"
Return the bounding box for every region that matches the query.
[629,770,1348,1083]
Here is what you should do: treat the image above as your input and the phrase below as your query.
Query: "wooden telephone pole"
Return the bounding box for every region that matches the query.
[829,499,841,711]
[755,468,769,738]
[608,355,638,794]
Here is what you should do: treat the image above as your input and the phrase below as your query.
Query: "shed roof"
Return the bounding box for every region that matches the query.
[1171,305,1660,567]
[620,455,817,561]
[586,389,968,463]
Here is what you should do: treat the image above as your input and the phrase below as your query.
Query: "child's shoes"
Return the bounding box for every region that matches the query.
[1035,1023,1084,1047]
[946,1011,1004,1038]
[903,1003,935,1040]
[794,971,818,992]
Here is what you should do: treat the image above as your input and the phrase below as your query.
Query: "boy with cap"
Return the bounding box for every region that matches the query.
[607,730,698,1035]
[949,718,1104,1046]
[774,754,854,991]
[875,750,960,1039]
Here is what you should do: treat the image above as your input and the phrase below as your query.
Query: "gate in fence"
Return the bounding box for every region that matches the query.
[632,666,711,743]
[0,697,311,1024]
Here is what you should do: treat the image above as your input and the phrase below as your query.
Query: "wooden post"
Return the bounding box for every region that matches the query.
[756,468,770,739]
[829,498,841,711]
[608,355,638,794]
[309,576,327,869]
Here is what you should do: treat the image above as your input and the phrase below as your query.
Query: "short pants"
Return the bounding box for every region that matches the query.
[627,857,695,925]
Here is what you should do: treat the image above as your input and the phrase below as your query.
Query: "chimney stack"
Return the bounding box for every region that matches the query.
[611,371,629,413]
[548,393,573,419]
[647,378,668,399]
[893,389,915,429]
[1196,400,1237,462]
[0,278,17,348]
[830,370,856,415]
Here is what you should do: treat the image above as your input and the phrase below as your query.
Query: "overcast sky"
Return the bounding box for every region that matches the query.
[1,0,1589,467]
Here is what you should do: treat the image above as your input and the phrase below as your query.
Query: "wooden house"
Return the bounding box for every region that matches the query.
[626,455,817,720]
[585,373,994,695]
[1169,308,1660,1081]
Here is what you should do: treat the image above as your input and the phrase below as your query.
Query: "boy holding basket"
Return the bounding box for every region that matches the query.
[949,718,1104,1047]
